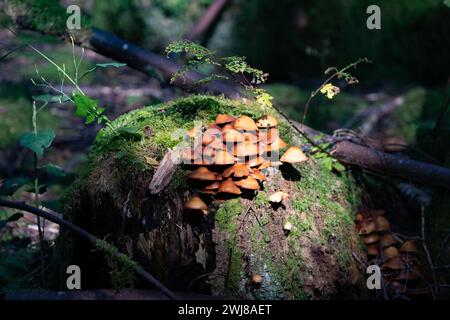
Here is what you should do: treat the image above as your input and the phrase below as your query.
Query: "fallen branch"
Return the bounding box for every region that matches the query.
[0,199,177,300]
[186,0,230,42]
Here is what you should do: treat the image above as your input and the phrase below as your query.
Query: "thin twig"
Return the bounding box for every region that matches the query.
[421,204,439,299]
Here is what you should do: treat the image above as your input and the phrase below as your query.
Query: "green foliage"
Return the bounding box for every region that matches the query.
[0,178,29,197]
[73,93,108,125]
[19,130,55,157]
[166,40,272,109]
[45,163,66,177]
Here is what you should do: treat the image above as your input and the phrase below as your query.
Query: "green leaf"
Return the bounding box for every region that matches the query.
[26,184,47,194]
[116,126,142,140]
[322,157,333,171]
[445,0,450,8]
[33,94,70,103]
[45,163,66,177]
[73,93,98,118]
[0,210,8,219]
[19,130,55,157]
[96,62,127,68]
[332,161,346,172]
[0,178,29,196]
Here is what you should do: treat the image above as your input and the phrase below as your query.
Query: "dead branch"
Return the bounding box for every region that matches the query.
[186,0,230,42]
[0,199,177,300]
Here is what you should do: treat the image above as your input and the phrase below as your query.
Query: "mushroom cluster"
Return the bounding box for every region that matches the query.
[356,210,427,297]
[183,113,308,215]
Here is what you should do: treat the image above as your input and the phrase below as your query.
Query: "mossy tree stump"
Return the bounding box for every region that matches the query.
[57,96,366,299]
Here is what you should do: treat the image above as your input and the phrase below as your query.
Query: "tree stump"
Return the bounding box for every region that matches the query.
[54,95,367,299]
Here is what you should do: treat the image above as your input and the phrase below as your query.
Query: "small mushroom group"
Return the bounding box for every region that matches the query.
[356,210,425,297]
[183,113,308,215]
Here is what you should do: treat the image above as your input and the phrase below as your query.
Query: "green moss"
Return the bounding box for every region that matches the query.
[214,198,241,232]
[254,191,269,207]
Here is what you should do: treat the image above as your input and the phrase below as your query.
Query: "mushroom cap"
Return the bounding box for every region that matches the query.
[251,274,263,284]
[187,127,200,138]
[383,246,399,259]
[246,156,266,167]
[234,176,260,190]
[375,216,390,232]
[259,127,279,144]
[223,163,250,178]
[188,166,217,180]
[218,178,242,194]
[223,128,244,143]
[399,240,417,253]
[269,191,289,203]
[202,128,222,145]
[383,256,405,270]
[233,115,259,131]
[358,219,376,235]
[233,141,260,157]
[363,233,380,245]
[367,244,379,256]
[256,114,279,128]
[250,169,266,181]
[267,137,287,152]
[380,234,398,248]
[258,160,271,170]
[280,146,308,163]
[242,131,260,143]
[355,213,365,222]
[204,181,221,190]
[216,114,236,125]
[184,196,208,215]
[283,221,292,231]
[394,270,419,281]
[213,150,235,165]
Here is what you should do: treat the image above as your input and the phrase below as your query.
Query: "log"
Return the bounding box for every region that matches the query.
[186,0,230,42]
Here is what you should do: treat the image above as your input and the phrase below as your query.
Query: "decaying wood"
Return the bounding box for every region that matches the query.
[148,150,180,194]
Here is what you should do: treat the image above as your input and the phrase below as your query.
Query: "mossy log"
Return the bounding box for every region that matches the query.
[56,96,367,299]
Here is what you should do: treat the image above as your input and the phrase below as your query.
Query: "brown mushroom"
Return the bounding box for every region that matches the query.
[358,219,376,235]
[367,244,379,256]
[233,115,259,131]
[258,160,271,170]
[216,114,236,125]
[223,128,244,143]
[256,114,279,128]
[233,141,260,157]
[399,240,418,254]
[250,169,267,181]
[184,196,208,215]
[269,191,289,203]
[267,137,287,151]
[222,163,250,178]
[383,256,405,270]
[213,150,235,165]
[394,270,419,281]
[363,233,380,245]
[234,176,260,190]
[380,234,398,248]
[247,156,266,167]
[383,246,399,259]
[218,179,242,195]
[280,146,308,163]
[251,274,263,285]
[375,216,390,232]
[202,128,221,145]
[188,166,217,181]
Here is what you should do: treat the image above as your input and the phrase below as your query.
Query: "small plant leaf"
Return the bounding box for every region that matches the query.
[95,62,127,68]
[19,130,55,157]
[333,161,346,172]
[322,157,334,171]
[74,93,98,118]
[0,178,29,196]
[45,163,66,177]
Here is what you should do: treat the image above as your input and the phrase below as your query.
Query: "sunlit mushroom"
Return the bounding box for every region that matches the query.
[213,150,235,165]
[399,240,418,254]
[222,163,250,178]
[375,216,390,232]
[251,274,263,285]
[256,114,279,128]
[233,115,259,131]
[250,169,266,181]
[269,191,289,203]
[218,178,242,195]
[383,246,399,259]
[283,221,292,233]
[234,176,260,190]
[223,128,244,143]
[215,114,236,125]
[280,146,308,163]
